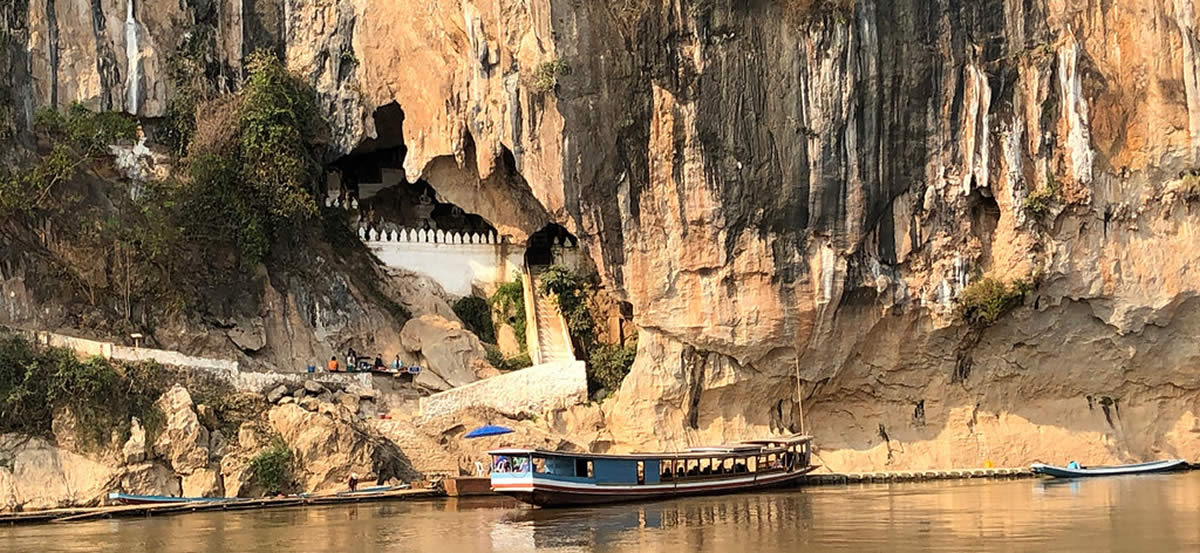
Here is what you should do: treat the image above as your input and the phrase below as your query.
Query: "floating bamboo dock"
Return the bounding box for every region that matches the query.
[0,467,1045,526]
[0,488,441,526]
[804,467,1034,484]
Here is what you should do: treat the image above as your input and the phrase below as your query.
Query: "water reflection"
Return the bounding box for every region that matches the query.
[3,474,1199,552]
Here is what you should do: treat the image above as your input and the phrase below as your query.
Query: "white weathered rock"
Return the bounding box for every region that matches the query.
[122,417,147,465]
[266,384,289,404]
[0,434,116,511]
[153,385,210,475]
[182,467,224,498]
[117,462,181,498]
[299,397,322,412]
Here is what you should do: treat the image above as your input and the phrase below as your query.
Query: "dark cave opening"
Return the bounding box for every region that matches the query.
[525,223,577,267]
[329,102,498,236]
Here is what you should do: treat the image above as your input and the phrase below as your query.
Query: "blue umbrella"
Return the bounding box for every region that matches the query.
[464,424,514,439]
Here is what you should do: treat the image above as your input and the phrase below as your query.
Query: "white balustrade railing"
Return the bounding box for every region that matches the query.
[325,197,359,210]
[358,225,517,246]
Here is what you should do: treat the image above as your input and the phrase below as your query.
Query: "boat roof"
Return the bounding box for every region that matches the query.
[489,435,812,461]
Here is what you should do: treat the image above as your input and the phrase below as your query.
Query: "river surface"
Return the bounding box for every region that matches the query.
[4,472,1199,552]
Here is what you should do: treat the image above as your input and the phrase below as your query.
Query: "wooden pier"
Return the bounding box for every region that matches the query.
[804,467,1034,485]
[0,488,441,526]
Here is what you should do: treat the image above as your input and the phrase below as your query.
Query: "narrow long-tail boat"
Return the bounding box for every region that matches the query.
[489,434,815,507]
[1031,459,1189,478]
[107,493,231,505]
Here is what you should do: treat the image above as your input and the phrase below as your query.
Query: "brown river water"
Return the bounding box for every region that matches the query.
[4,472,1199,552]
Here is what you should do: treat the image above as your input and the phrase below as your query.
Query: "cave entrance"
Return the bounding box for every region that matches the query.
[329,102,498,237]
[525,224,576,268]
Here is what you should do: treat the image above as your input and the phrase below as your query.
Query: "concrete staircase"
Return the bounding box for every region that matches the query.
[524,269,575,365]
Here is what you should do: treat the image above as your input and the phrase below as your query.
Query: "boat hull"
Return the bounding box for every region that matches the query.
[1031,459,1189,478]
[107,493,229,505]
[493,466,816,507]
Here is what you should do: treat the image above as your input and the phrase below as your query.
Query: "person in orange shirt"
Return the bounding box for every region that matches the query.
[327,356,339,372]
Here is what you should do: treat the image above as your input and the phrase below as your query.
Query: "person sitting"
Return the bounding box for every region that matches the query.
[735,463,747,473]
[327,356,339,372]
[374,354,385,370]
[676,467,686,478]
[661,469,673,481]
[686,467,699,477]
[392,355,403,370]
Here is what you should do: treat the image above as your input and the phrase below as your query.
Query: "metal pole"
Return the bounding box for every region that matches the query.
[794,355,806,436]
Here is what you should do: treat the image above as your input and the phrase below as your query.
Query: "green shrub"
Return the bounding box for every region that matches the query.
[453,296,495,344]
[529,59,570,93]
[537,265,597,353]
[485,344,532,372]
[1023,170,1059,219]
[0,334,165,449]
[36,103,138,155]
[588,343,637,392]
[248,436,293,495]
[957,277,1031,327]
[490,277,527,350]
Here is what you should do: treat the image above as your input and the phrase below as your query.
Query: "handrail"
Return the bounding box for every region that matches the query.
[521,266,543,365]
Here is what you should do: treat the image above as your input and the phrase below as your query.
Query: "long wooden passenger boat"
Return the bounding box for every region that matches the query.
[489,434,815,507]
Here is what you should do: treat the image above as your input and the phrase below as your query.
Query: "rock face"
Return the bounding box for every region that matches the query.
[153,385,210,475]
[0,434,117,511]
[5,0,1200,472]
[399,314,492,387]
[268,402,416,492]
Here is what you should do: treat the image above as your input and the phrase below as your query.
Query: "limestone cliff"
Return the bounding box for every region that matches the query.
[5,0,1200,471]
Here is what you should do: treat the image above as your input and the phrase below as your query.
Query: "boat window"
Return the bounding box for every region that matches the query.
[637,461,645,485]
[574,459,593,478]
[532,457,546,473]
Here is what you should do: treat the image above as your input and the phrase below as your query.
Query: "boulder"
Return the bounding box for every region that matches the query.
[299,397,322,412]
[279,396,296,405]
[227,317,267,352]
[220,453,253,498]
[182,467,224,498]
[153,385,210,475]
[399,314,491,388]
[266,385,289,404]
[268,403,417,492]
[334,391,361,413]
[117,462,181,498]
[122,417,147,465]
[294,388,308,400]
[304,380,327,395]
[237,422,265,450]
[414,369,452,393]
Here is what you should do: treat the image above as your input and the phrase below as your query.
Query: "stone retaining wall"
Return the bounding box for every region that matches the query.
[19,329,372,392]
[419,360,587,418]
